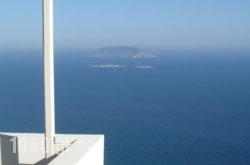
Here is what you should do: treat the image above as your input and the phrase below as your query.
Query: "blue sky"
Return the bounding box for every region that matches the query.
[0,0,250,50]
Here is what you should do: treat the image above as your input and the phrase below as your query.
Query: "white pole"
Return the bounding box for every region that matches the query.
[43,0,55,158]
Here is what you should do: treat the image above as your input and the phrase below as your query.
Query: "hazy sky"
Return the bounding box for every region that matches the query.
[0,0,250,50]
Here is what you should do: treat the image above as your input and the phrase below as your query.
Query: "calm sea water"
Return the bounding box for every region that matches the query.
[0,51,250,165]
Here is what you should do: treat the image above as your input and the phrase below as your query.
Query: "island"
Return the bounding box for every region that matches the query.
[88,64,126,68]
[134,65,154,69]
[92,46,157,58]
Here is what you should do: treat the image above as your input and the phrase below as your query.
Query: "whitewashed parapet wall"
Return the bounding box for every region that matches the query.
[0,133,104,165]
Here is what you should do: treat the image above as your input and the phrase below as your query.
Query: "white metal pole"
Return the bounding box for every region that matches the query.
[43,0,55,158]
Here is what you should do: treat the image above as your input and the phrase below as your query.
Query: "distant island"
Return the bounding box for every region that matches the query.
[89,64,126,68]
[88,64,154,69]
[92,46,157,58]
[134,65,153,69]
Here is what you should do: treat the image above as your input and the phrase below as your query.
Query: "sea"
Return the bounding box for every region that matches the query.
[0,50,250,165]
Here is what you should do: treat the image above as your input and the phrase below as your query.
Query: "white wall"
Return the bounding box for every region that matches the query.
[49,136,104,165]
[0,134,19,165]
[0,133,104,165]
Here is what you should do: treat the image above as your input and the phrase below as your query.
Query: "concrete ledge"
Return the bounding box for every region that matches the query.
[0,133,104,165]
[49,135,104,165]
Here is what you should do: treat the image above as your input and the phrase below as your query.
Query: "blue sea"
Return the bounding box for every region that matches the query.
[0,50,250,165]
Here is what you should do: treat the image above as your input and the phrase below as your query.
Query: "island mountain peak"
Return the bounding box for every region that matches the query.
[93,46,157,58]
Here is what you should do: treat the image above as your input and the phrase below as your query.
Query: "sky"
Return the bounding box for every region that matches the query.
[0,0,250,51]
